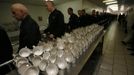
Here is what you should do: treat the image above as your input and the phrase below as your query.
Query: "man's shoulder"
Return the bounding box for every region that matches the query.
[23,15,37,24]
[55,9,61,12]
[0,26,7,36]
[72,13,78,18]
[54,9,63,15]
[0,25,4,31]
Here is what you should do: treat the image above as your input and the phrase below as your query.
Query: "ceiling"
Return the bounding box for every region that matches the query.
[88,0,134,11]
[0,0,76,6]
[89,0,134,6]
[0,0,134,7]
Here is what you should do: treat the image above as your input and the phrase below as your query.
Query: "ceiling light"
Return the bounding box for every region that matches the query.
[103,0,116,3]
[107,4,118,11]
[105,1,117,5]
[107,8,114,13]
[120,5,124,11]
[45,0,54,1]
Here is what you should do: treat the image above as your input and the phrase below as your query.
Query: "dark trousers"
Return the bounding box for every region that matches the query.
[0,63,15,75]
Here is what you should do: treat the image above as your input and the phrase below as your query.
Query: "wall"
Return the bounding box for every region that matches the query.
[0,0,104,40]
[56,0,103,23]
[27,4,49,30]
[83,0,103,14]
[56,0,82,23]
[0,1,103,30]
[0,3,49,31]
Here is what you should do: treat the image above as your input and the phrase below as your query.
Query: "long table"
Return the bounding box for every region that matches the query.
[0,31,105,75]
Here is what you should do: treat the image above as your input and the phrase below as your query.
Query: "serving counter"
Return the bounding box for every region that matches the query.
[66,31,104,75]
[0,24,105,75]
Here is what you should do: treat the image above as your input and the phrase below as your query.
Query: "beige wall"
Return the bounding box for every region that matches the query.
[56,0,103,23]
[0,3,13,24]
[0,1,103,30]
[0,3,49,31]
[0,0,104,38]
[56,0,82,23]
[83,0,103,14]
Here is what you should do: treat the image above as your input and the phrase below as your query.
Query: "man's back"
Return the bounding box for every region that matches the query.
[0,26,13,75]
[68,13,79,30]
[0,26,13,63]
[44,9,65,38]
[19,15,41,50]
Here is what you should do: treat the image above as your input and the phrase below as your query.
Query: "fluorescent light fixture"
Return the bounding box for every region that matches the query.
[106,8,111,13]
[105,1,117,5]
[120,5,124,11]
[107,4,118,11]
[103,0,116,3]
[45,0,54,1]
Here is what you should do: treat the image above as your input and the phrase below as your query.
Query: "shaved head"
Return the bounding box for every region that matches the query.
[11,3,28,14]
[11,3,28,20]
[44,1,55,12]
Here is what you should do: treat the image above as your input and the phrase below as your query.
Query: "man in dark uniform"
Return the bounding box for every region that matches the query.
[78,9,93,27]
[81,9,94,26]
[11,3,41,51]
[67,7,79,31]
[0,26,14,75]
[78,10,84,27]
[44,1,65,39]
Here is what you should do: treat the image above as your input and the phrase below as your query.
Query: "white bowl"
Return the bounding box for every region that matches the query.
[33,46,43,56]
[32,56,42,67]
[55,57,68,70]
[46,63,59,75]
[57,50,64,57]
[23,66,39,75]
[18,63,31,75]
[64,52,75,63]
[39,59,47,71]
[19,47,32,57]
[43,52,50,60]
[49,55,56,63]
[16,57,29,68]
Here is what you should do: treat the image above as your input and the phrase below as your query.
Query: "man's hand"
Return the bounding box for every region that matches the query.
[49,34,54,38]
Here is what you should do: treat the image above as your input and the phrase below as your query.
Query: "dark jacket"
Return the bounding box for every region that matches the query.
[0,26,13,74]
[68,13,79,30]
[44,9,65,38]
[19,15,41,50]
[78,14,95,27]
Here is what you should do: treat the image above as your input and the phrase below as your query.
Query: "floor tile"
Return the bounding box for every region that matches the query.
[114,58,126,65]
[113,70,127,75]
[97,69,112,75]
[100,62,113,71]
[113,64,127,73]
[126,55,134,61]
[101,58,113,65]
[102,54,114,58]
[114,51,125,55]
[114,55,125,59]
[126,60,134,66]
[128,71,134,75]
[127,64,134,72]
[93,21,134,75]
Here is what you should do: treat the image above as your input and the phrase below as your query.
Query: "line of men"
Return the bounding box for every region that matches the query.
[0,1,115,75]
[121,8,134,56]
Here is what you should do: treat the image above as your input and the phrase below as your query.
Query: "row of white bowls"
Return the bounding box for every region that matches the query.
[14,24,104,75]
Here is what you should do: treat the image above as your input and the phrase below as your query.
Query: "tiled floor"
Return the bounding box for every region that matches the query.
[93,21,134,75]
